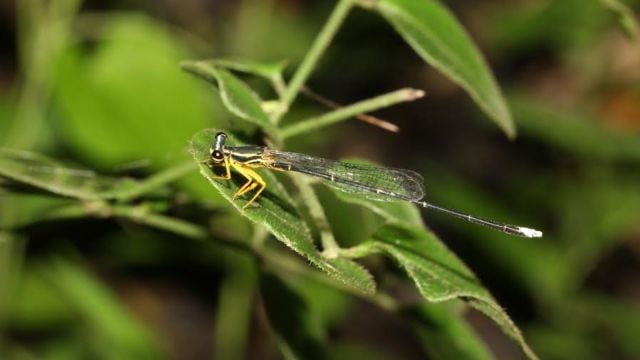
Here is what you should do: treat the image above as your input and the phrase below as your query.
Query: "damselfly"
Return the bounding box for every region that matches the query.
[206,132,542,238]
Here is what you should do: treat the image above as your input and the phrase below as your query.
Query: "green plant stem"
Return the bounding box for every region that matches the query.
[280,88,425,139]
[289,175,341,258]
[271,73,287,100]
[38,202,399,311]
[114,160,198,202]
[110,205,208,239]
[272,0,355,123]
[337,242,380,259]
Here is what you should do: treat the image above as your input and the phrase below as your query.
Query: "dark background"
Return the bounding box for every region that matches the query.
[1,1,640,359]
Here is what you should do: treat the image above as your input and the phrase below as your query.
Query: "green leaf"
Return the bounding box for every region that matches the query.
[368,223,537,359]
[407,302,493,360]
[371,0,515,138]
[213,58,289,110]
[213,58,288,82]
[53,15,212,168]
[322,257,376,295]
[189,129,375,294]
[0,149,134,200]
[261,274,325,360]
[180,60,277,135]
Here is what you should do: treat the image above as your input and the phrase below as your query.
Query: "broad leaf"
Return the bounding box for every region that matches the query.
[368,223,537,359]
[181,60,277,135]
[371,0,515,138]
[189,129,375,294]
[53,15,211,168]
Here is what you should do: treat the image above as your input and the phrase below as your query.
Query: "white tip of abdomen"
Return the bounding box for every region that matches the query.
[518,227,543,238]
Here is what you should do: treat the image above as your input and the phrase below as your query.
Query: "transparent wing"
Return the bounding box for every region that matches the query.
[265,149,425,202]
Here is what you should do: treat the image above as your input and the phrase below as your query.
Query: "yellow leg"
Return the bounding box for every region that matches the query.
[245,177,266,209]
[207,157,232,180]
[231,164,267,209]
[233,166,255,199]
[235,182,258,198]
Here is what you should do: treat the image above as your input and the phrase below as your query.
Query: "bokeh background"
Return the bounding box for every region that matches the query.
[1,0,640,359]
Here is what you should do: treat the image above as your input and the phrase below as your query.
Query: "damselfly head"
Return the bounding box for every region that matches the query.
[210,132,228,163]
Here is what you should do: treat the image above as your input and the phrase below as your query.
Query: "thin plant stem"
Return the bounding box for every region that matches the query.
[272,0,355,123]
[288,174,341,258]
[37,202,399,311]
[281,88,425,139]
[114,160,198,202]
[302,86,400,132]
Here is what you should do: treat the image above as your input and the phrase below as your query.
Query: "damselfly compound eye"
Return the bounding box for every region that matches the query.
[212,150,224,162]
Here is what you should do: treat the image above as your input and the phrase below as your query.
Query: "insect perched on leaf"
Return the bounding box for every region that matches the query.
[205,132,542,238]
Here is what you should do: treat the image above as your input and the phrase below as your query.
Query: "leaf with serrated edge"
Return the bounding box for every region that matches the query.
[189,129,375,294]
[373,0,515,138]
[368,223,538,360]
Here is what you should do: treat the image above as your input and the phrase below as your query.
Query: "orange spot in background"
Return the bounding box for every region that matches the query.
[601,89,640,133]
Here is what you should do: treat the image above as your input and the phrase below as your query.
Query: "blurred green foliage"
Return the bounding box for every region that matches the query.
[1,0,639,359]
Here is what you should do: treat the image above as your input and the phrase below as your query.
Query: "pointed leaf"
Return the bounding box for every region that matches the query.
[181,61,276,135]
[371,0,515,137]
[0,149,134,200]
[368,223,537,359]
[53,15,211,167]
[214,58,288,82]
[189,129,375,294]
